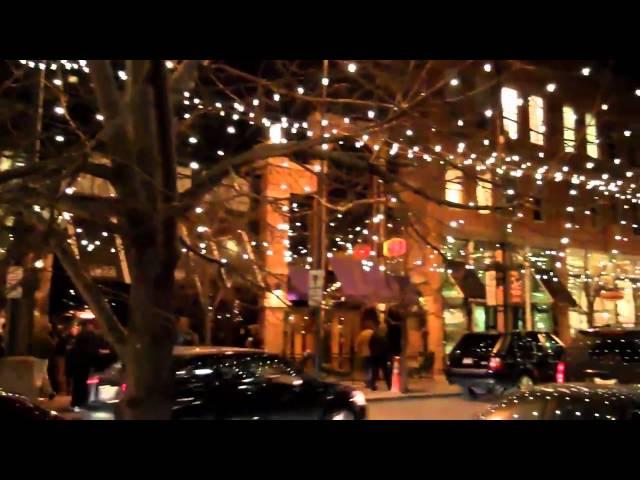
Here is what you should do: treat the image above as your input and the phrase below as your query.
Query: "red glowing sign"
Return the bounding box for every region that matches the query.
[383,238,407,257]
[353,244,372,260]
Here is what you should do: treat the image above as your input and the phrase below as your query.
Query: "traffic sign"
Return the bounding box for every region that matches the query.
[308,269,324,307]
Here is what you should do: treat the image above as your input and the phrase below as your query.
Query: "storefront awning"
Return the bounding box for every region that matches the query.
[447,261,486,301]
[288,258,420,306]
[535,269,578,307]
[329,257,420,305]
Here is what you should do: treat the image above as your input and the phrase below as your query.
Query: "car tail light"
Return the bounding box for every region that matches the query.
[556,361,566,384]
[87,376,100,385]
[488,357,503,372]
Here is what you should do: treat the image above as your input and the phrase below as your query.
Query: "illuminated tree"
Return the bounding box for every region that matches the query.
[1,60,639,417]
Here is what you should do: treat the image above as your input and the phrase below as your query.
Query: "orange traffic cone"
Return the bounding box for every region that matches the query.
[391,356,401,393]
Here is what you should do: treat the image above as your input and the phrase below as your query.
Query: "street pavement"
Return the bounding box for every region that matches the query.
[368,396,491,420]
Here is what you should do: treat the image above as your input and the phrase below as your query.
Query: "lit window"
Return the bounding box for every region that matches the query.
[445,168,464,204]
[528,96,544,145]
[586,113,598,158]
[501,87,519,139]
[563,106,577,153]
[476,172,492,214]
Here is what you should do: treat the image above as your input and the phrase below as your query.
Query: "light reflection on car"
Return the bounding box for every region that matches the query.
[480,383,640,420]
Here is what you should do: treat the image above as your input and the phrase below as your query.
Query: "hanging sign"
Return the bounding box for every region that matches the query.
[308,269,325,307]
[353,244,372,260]
[383,238,407,257]
[600,289,624,301]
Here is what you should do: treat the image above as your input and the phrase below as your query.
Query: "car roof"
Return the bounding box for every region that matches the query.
[526,383,640,400]
[577,327,640,335]
[172,346,265,357]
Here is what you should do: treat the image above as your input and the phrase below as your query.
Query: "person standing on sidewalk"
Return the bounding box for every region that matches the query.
[355,308,377,387]
[30,323,56,400]
[369,321,391,391]
[67,321,99,411]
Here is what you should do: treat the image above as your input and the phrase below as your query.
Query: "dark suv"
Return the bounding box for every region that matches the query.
[445,331,564,398]
[562,328,640,385]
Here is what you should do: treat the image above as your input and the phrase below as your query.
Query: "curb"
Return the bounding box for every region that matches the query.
[365,390,462,403]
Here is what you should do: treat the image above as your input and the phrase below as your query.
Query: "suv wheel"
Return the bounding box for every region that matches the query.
[462,387,479,400]
[325,409,355,420]
[517,375,534,391]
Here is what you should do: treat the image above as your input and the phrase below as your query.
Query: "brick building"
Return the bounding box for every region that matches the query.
[396,61,640,372]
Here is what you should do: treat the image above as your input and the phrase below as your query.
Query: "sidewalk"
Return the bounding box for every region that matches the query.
[327,375,462,402]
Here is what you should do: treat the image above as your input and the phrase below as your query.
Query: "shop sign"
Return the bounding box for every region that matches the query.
[6,266,23,299]
[485,270,497,306]
[509,270,523,304]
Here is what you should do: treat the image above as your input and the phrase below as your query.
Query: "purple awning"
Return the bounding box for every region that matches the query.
[287,266,309,302]
[329,257,420,305]
[287,259,421,305]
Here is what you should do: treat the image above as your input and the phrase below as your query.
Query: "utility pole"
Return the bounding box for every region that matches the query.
[310,159,327,376]
[309,60,330,376]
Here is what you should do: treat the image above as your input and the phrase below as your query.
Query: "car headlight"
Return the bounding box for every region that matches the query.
[350,390,367,407]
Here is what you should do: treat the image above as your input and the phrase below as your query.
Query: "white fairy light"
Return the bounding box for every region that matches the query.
[55,135,64,142]
[189,161,200,169]
[321,77,329,86]
[546,83,557,93]
[581,67,591,76]
[348,63,357,73]
[188,136,198,144]
[483,63,492,72]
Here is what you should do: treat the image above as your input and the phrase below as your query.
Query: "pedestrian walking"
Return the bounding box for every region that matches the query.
[355,308,376,387]
[30,323,56,400]
[369,320,392,391]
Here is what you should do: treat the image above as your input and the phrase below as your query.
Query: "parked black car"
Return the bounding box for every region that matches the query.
[480,383,640,420]
[87,346,367,420]
[445,331,564,398]
[561,327,640,385]
[0,390,62,420]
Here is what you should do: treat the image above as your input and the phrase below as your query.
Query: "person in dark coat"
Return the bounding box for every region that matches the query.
[368,321,392,391]
[386,307,404,358]
[66,322,100,410]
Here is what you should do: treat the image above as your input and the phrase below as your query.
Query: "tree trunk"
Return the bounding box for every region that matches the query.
[119,252,176,420]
